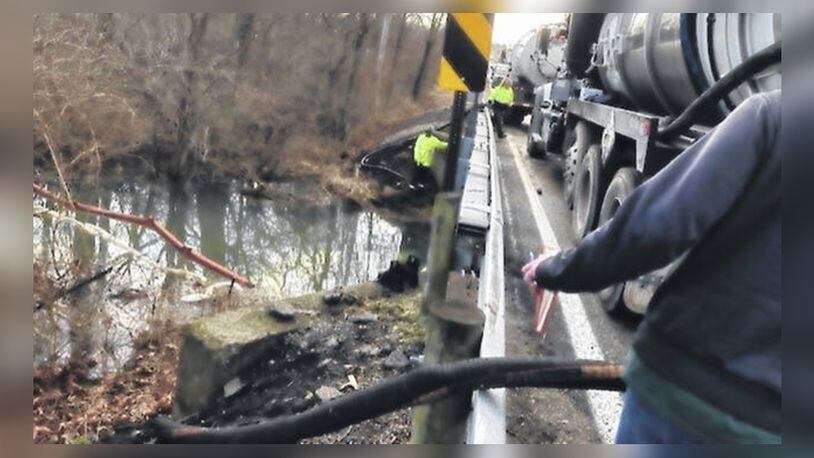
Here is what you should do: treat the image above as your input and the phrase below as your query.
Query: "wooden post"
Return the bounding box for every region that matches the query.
[411,295,484,443]
[422,192,460,313]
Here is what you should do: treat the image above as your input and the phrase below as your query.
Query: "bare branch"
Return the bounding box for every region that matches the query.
[34,184,254,287]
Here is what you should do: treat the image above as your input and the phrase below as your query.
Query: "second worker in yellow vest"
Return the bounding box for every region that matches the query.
[412,129,448,190]
[413,130,448,167]
[489,83,515,106]
[488,79,515,138]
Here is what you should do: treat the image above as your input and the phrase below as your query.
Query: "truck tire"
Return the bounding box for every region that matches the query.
[596,167,640,314]
[544,116,565,154]
[572,144,602,240]
[527,134,545,159]
[563,121,593,209]
[506,107,527,126]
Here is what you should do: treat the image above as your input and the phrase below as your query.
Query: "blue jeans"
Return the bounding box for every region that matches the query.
[615,390,700,444]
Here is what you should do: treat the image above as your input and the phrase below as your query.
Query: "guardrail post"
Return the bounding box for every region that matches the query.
[421,192,459,313]
[411,297,484,443]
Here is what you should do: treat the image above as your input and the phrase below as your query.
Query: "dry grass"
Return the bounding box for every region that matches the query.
[31,16,451,443]
[33,13,448,191]
[33,325,180,444]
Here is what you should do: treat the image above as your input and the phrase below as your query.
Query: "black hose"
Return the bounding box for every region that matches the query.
[153,357,624,444]
[358,120,453,190]
[358,142,417,188]
[657,41,781,140]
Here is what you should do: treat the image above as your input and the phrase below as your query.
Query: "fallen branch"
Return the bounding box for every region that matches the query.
[52,261,124,301]
[34,204,206,284]
[33,183,254,287]
[153,357,624,443]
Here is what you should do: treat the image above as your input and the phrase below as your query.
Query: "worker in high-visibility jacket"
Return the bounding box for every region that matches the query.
[412,129,448,190]
[488,79,515,138]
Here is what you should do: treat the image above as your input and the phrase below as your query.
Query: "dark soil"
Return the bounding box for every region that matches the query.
[102,291,425,444]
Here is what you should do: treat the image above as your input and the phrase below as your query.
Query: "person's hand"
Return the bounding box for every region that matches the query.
[521,250,558,286]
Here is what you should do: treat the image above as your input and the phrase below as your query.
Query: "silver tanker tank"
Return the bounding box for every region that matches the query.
[591,13,781,118]
[510,27,564,88]
[504,24,567,122]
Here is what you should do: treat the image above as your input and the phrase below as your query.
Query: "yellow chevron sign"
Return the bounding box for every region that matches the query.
[438,13,494,92]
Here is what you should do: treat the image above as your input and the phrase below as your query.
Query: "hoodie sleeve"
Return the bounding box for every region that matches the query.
[535,92,776,292]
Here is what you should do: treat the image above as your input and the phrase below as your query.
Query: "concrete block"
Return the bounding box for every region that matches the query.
[172,282,385,418]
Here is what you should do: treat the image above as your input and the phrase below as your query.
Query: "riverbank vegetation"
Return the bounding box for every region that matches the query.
[34,13,448,200]
[33,13,446,443]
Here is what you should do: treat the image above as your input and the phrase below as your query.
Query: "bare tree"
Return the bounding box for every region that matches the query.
[95,13,114,43]
[171,13,209,182]
[412,13,443,100]
[33,13,448,185]
[385,13,409,103]
[337,13,373,139]
[234,13,255,70]
[374,14,393,111]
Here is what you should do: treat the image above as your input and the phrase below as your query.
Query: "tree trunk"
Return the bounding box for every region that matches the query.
[95,13,115,43]
[385,14,409,103]
[96,188,112,266]
[375,14,392,112]
[187,13,208,62]
[229,14,257,160]
[162,181,190,295]
[234,13,255,70]
[68,211,97,373]
[260,15,276,75]
[172,13,209,183]
[412,14,441,100]
[337,13,372,140]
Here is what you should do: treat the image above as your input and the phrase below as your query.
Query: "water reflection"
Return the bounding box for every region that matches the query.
[33,180,408,375]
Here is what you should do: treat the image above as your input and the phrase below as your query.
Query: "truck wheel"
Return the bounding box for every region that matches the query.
[544,117,565,154]
[596,167,640,314]
[527,134,545,159]
[572,144,602,240]
[506,108,527,126]
[563,121,593,209]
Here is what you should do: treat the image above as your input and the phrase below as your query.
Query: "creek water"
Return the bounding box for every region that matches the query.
[33,179,426,377]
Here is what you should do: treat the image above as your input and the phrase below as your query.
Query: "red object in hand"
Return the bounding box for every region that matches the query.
[533,285,557,335]
[524,250,558,336]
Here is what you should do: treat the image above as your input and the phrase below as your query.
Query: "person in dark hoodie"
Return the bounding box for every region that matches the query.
[522,90,781,443]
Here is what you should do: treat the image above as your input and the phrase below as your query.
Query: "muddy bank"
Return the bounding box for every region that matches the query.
[90,286,425,444]
[35,106,451,218]
[34,272,427,444]
[32,103,453,443]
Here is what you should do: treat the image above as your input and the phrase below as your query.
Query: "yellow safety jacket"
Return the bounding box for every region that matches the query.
[489,85,515,105]
[413,133,448,167]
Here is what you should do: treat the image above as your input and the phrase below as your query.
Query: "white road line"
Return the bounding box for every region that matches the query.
[506,137,623,444]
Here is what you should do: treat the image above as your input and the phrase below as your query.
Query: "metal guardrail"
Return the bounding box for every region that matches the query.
[465,109,507,444]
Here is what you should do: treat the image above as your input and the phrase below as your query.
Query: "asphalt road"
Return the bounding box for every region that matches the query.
[497,123,640,444]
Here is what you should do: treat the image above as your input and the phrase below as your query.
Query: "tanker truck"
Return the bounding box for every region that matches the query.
[525,13,781,315]
[500,23,567,125]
